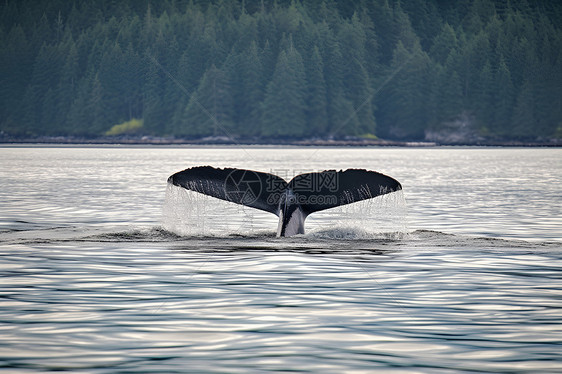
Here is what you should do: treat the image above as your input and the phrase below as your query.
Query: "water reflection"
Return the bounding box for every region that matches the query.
[1,234,561,372]
[1,147,561,372]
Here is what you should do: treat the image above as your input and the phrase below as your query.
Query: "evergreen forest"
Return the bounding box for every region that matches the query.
[1,0,561,142]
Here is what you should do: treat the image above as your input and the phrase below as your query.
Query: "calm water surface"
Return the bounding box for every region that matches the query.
[0,146,561,373]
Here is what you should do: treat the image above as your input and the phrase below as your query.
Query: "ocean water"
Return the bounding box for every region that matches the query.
[0,146,561,373]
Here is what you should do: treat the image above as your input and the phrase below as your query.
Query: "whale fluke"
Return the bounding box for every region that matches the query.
[168,167,402,237]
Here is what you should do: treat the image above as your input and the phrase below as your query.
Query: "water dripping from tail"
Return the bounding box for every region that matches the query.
[305,190,409,240]
[162,183,277,237]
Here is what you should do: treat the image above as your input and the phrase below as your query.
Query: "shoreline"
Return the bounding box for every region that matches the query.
[0,136,560,147]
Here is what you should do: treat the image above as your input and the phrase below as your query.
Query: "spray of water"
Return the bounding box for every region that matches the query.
[306,190,408,239]
[162,183,277,237]
[162,183,408,239]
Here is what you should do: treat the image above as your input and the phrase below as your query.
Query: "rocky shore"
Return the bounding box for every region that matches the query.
[0,134,560,147]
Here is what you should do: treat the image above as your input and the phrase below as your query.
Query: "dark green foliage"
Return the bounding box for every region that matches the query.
[179,64,234,137]
[0,0,561,141]
[377,42,432,139]
[261,46,307,138]
[305,47,328,135]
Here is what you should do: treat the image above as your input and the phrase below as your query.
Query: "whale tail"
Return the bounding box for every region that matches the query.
[168,166,402,237]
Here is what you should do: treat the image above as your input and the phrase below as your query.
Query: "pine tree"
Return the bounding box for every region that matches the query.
[511,79,535,139]
[261,46,307,138]
[143,55,167,134]
[179,65,234,137]
[0,25,32,132]
[430,23,458,65]
[474,60,494,132]
[225,42,264,136]
[492,57,515,135]
[305,46,328,135]
[338,13,376,135]
[55,37,80,133]
[318,23,345,133]
[376,41,430,139]
[433,58,464,125]
[461,30,491,101]
[88,73,106,135]
[369,0,394,64]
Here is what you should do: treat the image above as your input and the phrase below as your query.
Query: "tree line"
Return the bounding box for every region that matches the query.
[1,0,561,141]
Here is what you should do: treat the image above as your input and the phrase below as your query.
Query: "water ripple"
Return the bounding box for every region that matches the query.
[1,235,561,373]
[1,147,561,372]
